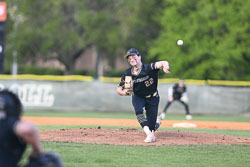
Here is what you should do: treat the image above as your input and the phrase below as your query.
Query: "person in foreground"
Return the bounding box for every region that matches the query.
[0,89,62,167]
[116,48,170,143]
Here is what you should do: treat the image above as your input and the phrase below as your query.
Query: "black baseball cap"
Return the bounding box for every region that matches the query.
[124,48,140,59]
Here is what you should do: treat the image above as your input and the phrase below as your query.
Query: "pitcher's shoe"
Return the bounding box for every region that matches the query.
[144,131,155,143]
[160,112,166,120]
[155,113,166,130]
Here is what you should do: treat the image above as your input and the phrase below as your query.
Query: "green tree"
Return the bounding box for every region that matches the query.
[117,0,165,62]
[149,0,250,80]
[4,0,166,76]
[78,0,165,77]
[77,0,125,77]
[6,0,89,74]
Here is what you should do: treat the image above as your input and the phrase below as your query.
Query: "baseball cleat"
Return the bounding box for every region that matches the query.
[160,112,166,120]
[155,113,166,130]
[144,131,155,143]
[186,114,192,120]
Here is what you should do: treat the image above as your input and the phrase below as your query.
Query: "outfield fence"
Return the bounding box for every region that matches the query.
[0,75,249,115]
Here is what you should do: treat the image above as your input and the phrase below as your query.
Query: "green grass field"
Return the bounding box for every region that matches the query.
[20,111,250,167]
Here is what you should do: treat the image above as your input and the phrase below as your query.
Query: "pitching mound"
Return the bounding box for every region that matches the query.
[40,128,250,146]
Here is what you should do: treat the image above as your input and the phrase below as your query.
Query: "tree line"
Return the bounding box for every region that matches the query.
[4,0,250,80]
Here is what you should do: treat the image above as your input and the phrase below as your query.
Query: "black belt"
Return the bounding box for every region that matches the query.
[145,91,158,98]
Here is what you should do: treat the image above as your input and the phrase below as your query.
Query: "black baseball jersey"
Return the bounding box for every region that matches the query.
[172,83,187,99]
[0,117,27,167]
[119,63,160,97]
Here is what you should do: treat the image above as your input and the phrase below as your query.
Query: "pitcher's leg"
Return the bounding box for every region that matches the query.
[145,96,160,131]
[132,95,148,127]
[133,95,156,142]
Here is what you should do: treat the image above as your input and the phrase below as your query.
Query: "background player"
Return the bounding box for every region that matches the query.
[157,78,192,127]
[116,48,170,143]
[0,90,62,167]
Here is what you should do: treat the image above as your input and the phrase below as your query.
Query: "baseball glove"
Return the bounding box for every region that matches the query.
[123,76,133,96]
[23,152,63,167]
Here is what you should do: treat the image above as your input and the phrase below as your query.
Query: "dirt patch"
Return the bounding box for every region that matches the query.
[22,116,250,146]
[40,128,250,146]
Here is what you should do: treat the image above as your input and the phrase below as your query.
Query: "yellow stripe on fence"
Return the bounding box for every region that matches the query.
[158,78,179,83]
[100,77,250,86]
[100,77,207,85]
[99,77,121,83]
[0,75,249,86]
[183,79,207,85]
[0,74,94,81]
[207,80,250,87]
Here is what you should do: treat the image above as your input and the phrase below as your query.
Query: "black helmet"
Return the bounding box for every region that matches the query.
[124,48,140,59]
[0,90,23,119]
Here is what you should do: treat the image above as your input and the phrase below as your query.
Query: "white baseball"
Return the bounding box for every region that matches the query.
[177,40,183,46]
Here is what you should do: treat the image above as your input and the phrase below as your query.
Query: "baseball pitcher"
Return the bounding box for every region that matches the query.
[117,48,170,143]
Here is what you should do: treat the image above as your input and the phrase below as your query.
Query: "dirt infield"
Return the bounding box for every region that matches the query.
[40,128,250,146]
[23,117,250,146]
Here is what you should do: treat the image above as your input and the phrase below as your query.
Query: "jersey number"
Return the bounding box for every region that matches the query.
[145,78,154,87]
